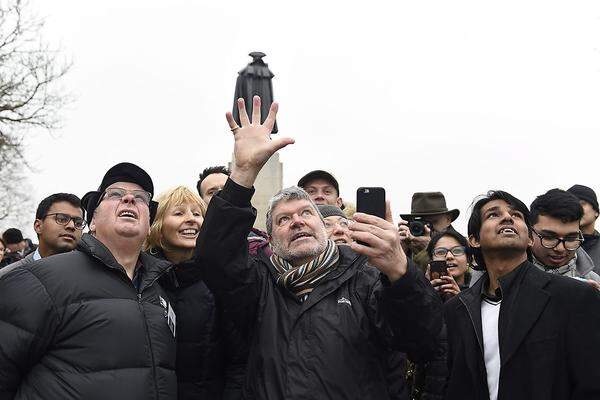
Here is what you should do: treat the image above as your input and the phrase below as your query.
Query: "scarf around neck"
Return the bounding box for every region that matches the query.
[532,253,578,277]
[270,239,340,302]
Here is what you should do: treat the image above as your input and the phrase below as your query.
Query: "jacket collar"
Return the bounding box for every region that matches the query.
[78,233,172,292]
[457,262,552,367]
[499,262,551,366]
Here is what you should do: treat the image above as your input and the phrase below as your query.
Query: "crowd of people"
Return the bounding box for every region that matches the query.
[0,96,599,400]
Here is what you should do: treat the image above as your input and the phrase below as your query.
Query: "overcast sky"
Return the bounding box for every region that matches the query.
[10,0,600,237]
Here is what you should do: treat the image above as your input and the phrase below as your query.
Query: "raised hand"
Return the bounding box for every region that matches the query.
[226,96,295,188]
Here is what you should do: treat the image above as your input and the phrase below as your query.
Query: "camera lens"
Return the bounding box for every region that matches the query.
[409,220,425,236]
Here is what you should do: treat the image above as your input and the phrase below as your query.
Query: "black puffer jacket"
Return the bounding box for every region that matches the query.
[154,251,226,400]
[195,179,443,400]
[0,234,177,400]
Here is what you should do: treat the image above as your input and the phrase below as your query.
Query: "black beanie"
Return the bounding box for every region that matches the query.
[567,184,599,213]
[82,162,158,225]
[317,205,347,219]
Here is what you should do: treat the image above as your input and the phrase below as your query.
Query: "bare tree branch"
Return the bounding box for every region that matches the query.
[0,0,71,228]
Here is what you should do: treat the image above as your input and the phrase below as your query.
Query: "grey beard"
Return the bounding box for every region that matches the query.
[271,237,327,265]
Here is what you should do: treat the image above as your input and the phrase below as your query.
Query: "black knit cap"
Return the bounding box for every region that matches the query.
[317,204,346,219]
[567,184,599,213]
[81,162,158,225]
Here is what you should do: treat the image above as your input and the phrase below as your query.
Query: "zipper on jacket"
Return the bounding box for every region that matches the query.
[137,290,160,400]
[89,250,168,400]
[138,268,173,400]
[458,296,484,354]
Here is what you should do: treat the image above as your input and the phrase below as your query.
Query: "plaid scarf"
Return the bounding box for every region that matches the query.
[270,239,340,302]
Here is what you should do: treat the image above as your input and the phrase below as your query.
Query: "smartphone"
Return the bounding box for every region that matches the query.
[429,260,448,281]
[356,187,386,219]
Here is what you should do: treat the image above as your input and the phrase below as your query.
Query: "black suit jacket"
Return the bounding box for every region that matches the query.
[444,261,600,400]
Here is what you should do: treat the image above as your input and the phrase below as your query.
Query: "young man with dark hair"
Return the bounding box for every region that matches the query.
[196,165,230,204]
[445,190,600,400]
[568,184,600,272]
[6,193,85,271]
[529,189,600,286]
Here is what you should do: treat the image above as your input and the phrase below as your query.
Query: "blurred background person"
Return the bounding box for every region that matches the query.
[0,238,7,268]
[197,165,230,205]
[568,184,600,273]
[1,228,36,264]
[144,186,225,400]
[197,164,269,257]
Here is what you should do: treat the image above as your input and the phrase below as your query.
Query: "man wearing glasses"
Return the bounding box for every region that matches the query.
[0,162,177,400]
[530,189,600,289]
[1,193,85,272]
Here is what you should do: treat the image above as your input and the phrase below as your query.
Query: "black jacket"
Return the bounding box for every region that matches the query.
[195,179,443,400]
[155,252,226,400]
[583,230,600,275]
[444,261,600,400]
[0,234,177,400]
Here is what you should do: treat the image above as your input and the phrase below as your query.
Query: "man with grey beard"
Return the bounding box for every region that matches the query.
[195,96,443,400]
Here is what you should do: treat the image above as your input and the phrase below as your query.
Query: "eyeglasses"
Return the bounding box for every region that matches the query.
[432,246,466,259]
[45,213,86,230]
[100,187,152,206]
[324,218,351,230]
[531,228,584,251]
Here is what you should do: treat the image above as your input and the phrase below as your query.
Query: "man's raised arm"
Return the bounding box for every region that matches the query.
[195,96,294,326]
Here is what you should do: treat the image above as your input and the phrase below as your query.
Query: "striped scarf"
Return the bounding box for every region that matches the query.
[270,239,340,302]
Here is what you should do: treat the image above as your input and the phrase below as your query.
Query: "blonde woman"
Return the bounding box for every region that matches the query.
[145,186,225,400]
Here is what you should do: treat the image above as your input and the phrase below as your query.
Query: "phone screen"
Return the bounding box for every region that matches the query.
[429,260,448,281]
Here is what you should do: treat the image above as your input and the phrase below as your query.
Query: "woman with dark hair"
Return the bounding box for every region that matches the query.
[426,228,472,295]
[408,229,470,400]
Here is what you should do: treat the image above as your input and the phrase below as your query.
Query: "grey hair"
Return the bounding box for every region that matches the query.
[266,186,323,235]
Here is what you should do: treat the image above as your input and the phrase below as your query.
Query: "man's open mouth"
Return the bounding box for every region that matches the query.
[498,227,517,235]
[291,232,313,242]
[118,209,138,220]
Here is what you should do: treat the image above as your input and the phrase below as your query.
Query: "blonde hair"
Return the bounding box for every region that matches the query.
[144,186,207,253]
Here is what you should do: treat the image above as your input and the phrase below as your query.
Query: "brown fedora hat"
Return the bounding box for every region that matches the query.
[400,192,460,221]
